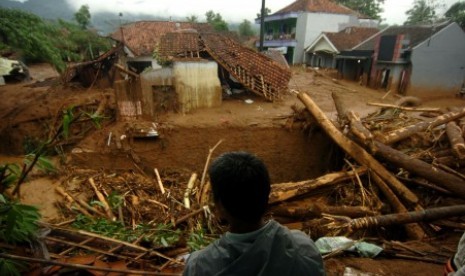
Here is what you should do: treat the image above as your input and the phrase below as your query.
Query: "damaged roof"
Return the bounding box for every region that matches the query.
[110,21,210,56]
[324,27,380,51]
[274,0,358,15]
[158,32,291,101]
[354,22,451,51]
[157,32,202,59]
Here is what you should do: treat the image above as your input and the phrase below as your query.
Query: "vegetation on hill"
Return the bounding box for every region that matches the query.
[0,8,111,72]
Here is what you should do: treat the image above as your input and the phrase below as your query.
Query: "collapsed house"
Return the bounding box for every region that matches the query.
[108,21,291,114]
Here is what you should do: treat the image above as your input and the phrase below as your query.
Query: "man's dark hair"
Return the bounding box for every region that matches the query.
[208,151,271,223]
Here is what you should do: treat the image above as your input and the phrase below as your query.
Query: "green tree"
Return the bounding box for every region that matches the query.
[238,19,255,37]
[0,8,65,71]
[74,4,91,29]
[445,1,465,29]
[186,15,198,23]
[336,0,385,19]
[205,10,229,31]
[256,7,271,18]
[404,0,440,25]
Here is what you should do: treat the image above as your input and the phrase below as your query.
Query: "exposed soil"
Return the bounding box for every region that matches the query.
[1,63,464,275]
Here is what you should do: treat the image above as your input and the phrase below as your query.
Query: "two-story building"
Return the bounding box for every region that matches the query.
[336,21,465,97]
[255,0,378,64]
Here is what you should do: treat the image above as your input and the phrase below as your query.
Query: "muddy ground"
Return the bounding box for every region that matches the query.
[1,63,464,275]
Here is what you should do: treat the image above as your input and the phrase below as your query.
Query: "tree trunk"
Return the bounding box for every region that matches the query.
[370,173,426,239]
[373,140,465,200]
[347,205,465,230]
[269,168,366,204]
[379,107,465,144]
[297,92,420,206]
[446,121,465,160]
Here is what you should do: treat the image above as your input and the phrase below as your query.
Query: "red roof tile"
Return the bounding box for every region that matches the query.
[324,27,379,51]
[111,21,211,56]
[275,0,357,15]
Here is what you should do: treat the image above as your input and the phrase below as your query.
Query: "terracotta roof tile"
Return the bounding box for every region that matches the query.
[158,32,291,100]
[325,27,379,51]
[275,0,357,15]
[111,21,211,56]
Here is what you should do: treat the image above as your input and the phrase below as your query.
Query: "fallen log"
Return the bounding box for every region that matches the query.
[271,203,378,218]
[371,173,426,240]
[347,111,374,150]
[433,156,465,168]
[373,141,465,200]
[269,167,367,204]
[345,205,465,231]
[446,121,465,159]
[297,91,420,206]
[379,106,465,144]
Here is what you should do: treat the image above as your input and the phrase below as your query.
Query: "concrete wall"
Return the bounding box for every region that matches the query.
[409,23,465,97]
[294,13,358,64]
[173,61,221,113]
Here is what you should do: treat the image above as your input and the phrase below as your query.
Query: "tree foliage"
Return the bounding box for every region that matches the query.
[336,0,385,19]
[0,8,110,72]
[74,4,91,29]
[186,15,198,23]
[445,1,465,29]
[404,0,440,25]
[238,19,255,37]
[205,10,229,31]
[256,7,272,18]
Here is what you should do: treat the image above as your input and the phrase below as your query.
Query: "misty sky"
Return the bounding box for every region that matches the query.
[15,0,459,24]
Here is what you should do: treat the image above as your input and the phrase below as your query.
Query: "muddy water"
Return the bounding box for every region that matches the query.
[71,126,337,183]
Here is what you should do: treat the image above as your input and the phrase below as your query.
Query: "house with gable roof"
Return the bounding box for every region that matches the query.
[255,0,378,64]
[110,21,210,73]
[337,21,465,97]
[304,26,379,68]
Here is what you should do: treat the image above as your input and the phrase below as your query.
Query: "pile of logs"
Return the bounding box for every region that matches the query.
[271,91,465,241]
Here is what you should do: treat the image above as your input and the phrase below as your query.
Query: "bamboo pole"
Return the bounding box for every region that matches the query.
[55,187,94,218]
[198,139,223,204]
[184,173,197,209]
[154,168,166,194]
[88,178,115,220]
[0,253,178,276]
[345,205,465,231]
[297,91,421,207]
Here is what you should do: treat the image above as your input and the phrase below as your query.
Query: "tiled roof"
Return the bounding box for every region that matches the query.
[354,22,451,51]
[274,0,357,15]
[324,27,379,51]
[202,33,291,101]
[158,32,291,101]
[110,21,211,56]
[158,32,202,59]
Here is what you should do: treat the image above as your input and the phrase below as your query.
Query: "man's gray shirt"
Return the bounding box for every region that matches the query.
[183,220,325,276]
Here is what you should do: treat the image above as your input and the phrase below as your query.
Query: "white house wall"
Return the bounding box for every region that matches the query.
[410,23,465,97]
[294,13,358,63]
[127,55,162,70]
